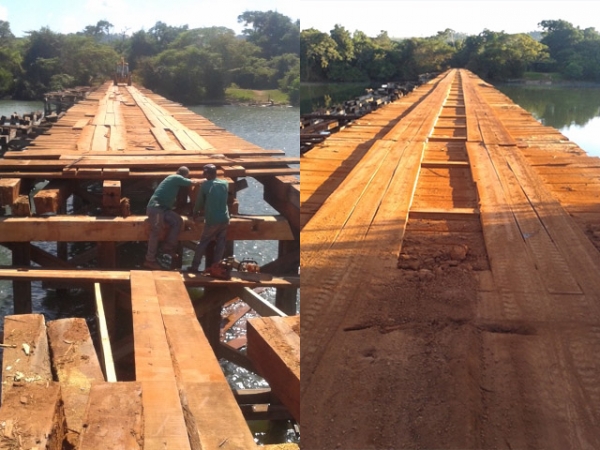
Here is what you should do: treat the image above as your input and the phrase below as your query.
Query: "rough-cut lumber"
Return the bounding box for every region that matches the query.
[1,314,52,403]
[153,271,258,449]
[33,180,69,214]
[247,315,300,422]
[0,178,20,206]
[78,382,143,450]
[0,382,65,450]
[0,214,294,242]
[130,270,191,450]
[47,318,105,447]
[102,179,121,208]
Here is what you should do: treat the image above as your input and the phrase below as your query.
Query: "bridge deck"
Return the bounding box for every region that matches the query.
[301,69,600,449]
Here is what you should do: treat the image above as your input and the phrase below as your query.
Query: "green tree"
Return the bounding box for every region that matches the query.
[238,11,299,59]
[82,20,113,41]
[300,28,340,81]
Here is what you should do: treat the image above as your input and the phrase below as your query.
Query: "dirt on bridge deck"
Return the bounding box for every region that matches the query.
[301,69,600,449]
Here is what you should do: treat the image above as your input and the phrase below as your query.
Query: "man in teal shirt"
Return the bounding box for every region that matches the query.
[188,164,230,272]
[144,166,198,270]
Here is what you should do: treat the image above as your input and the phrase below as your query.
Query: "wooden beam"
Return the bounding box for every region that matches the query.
[78,382,143,450]
[33,179,69,214]
[102,179,121,208]
[247,315,300,423]
[0,214,294,242]
[0,178,20,206]
[47,318,105,447]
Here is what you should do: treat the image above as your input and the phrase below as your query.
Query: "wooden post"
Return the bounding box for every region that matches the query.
[11,242,31,313]
[275,240,299,315]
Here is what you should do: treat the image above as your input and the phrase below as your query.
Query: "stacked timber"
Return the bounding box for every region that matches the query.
[300,75,440,154]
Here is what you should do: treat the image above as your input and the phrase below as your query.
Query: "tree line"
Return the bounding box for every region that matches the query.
[301,20,600,84]
[0,10,299,105]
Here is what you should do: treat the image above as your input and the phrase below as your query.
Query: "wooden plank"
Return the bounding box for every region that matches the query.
[0,214,294,242]
[153,271,258,449]
[0,267,130,283]
[91,124,109,151]
[150,126,181,151]
[229,286,287,317]
[94,283,117,381]
[1,314,52,403]
[73,118,90,130]
[108,125,127,151]
[130,270,191,450]
[0,178,20,206]
[247,315,300,422]
[47,318,105,447]
[78,382,143,450]
[0,382,65,449]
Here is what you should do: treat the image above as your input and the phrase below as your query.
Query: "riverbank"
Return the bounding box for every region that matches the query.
[225,87,291,106]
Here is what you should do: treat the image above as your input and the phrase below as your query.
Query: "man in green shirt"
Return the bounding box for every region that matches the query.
[144,166,198,270]
[188,164,230,272]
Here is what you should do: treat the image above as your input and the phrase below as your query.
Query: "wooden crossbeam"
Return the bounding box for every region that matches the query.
[0,214,294,241]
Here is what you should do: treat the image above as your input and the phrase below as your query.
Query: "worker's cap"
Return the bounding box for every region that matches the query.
[203,164,217,175]
[177,166,190,177]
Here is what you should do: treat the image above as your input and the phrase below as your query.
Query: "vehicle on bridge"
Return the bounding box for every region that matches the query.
[114,57,132,86]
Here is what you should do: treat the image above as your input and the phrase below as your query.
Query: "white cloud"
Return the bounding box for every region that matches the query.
[0,5,8,21]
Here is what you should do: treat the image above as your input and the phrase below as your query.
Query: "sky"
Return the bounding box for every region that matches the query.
[0,0,301,37]
[299,0,600,38]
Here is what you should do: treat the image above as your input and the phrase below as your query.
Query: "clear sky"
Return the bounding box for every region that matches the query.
[0,0,301,37]
[299,0,600,38]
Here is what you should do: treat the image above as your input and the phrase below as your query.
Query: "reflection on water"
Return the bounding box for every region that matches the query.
[497,83,600,157]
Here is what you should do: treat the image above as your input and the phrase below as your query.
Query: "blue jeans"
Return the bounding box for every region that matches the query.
[146,206,183,262]
[190,222,229,270]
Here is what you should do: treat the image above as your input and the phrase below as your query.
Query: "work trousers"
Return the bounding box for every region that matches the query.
[145,206,183,262]
[190,222,229,270]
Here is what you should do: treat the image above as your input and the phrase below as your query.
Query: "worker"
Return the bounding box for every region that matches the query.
[143,166,198,270]
[187,164,230,272]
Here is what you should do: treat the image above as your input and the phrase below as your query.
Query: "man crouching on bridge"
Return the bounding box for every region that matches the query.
[143,166,199,270]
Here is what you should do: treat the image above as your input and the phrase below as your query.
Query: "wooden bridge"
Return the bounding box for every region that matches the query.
[301,69,600,449]
[0,82,299,448]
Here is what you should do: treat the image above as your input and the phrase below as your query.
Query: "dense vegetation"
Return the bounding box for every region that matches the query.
[301,20,600,84]
[0,11,299,105]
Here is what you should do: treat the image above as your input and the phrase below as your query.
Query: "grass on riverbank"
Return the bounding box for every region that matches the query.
[522,72,566,82]
[225,87,289,105]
